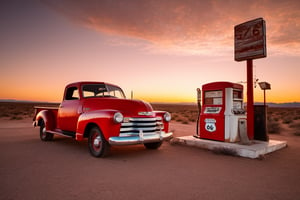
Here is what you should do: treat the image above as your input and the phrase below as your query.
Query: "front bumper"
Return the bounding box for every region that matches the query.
[108,131,173,145]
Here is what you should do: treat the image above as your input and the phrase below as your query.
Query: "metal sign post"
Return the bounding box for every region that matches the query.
[234,18,266,140]
[247,59,254,139]
[258,82,271,106]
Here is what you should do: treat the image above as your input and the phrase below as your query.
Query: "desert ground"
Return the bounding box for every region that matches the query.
[1,102,300,200]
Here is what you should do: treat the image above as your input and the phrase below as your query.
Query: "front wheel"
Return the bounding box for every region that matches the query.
[39,120,54,141]
[144,142,162,149]
[88,127,110,157]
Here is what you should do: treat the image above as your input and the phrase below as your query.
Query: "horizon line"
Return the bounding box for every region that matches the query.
[1,98,300,106]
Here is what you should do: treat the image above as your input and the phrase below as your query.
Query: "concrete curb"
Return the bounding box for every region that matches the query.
[171,136,287,159]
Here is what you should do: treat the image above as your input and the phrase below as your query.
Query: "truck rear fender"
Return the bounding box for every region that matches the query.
[76,110,122,141]
[35,110,56,131]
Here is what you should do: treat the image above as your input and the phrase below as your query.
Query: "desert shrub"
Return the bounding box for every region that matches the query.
[273,117,279,122]
[174,116,189,124]
[293,115,300,120]
[176,118,182,122]
[151,103,198,124]
[0,113,10,118]
[182,120,189,124]
[282,116,293,124]
[289,122,300,136]
[171,113,179,121]
[267,110,273,115]
[183,113,190,118]
[12,111,22,115]
[268,119,280,134]
[294,131,300,136]
[289,122,300,129]
[188,116,196,122]
[10,116,23,120]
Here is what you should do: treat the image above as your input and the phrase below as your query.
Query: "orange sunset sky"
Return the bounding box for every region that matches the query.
[1,0,300,103]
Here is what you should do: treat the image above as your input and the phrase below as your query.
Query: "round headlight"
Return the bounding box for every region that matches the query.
[163,112,171,122]
[113,112,123,123]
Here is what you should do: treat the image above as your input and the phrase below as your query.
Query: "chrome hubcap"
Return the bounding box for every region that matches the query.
[93,136,101,148]
[42,127,47,137]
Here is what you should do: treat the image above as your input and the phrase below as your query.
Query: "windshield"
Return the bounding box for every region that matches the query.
[82,84,126,99]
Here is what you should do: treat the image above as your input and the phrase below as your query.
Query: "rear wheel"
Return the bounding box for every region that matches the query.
[144,142,162,149]
[88,127,110,157]
[39,120,54,141]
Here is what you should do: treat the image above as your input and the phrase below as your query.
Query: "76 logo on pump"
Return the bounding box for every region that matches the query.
[204,118,216,132]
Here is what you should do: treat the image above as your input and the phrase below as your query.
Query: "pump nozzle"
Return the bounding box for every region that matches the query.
[194,88,202,138]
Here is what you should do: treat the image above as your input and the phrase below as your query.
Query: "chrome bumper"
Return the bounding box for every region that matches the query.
[108,131,173,145]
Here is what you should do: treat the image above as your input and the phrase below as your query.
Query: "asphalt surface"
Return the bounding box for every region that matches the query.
[1,120,300,200]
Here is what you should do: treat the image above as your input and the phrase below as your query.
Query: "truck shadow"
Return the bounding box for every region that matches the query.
[45,135,166,159]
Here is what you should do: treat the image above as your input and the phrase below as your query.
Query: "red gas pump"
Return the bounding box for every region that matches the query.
[199,82,248,142]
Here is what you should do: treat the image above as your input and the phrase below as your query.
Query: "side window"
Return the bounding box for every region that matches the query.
[65,87,79,100]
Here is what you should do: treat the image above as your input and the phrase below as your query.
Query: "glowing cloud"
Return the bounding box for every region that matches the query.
[42,0,300,55]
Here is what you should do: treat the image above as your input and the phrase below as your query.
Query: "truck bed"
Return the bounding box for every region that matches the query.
[33,106,59,122]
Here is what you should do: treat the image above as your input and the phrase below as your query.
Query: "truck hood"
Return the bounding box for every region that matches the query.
[82,98,154,116]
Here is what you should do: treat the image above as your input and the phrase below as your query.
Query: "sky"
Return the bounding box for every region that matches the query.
[0,0,300,103]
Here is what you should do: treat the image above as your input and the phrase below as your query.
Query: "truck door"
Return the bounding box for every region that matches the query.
[57,86,81,132]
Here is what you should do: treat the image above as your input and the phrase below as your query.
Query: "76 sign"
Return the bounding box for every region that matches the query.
[234,18,266,61]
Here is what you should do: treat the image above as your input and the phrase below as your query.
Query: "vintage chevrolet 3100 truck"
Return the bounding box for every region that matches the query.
[33,82,172,157]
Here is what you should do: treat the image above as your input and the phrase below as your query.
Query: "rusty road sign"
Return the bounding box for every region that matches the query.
[234,18,266,61]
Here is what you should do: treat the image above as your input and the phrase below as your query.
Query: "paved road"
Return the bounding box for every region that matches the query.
[1,121,300,200]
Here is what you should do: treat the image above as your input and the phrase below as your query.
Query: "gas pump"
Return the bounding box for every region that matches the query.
[199,82,248,143]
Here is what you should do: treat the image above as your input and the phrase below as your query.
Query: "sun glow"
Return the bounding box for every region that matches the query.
[0,0,300,104]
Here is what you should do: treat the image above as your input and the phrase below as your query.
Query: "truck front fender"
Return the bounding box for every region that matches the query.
[154,111,170,133]
[76,110,121,141]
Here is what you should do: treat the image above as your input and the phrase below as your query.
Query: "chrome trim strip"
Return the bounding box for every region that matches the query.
[121,122,158,127]
[125,117,162,122]
[119,131,161,137]
[108,131,173,146]
[120,127,158,132]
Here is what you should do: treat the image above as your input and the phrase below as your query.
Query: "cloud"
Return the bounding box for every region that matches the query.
[42,0,300,55]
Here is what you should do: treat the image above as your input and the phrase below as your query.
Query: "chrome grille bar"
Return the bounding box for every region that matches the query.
[119,117,163,136]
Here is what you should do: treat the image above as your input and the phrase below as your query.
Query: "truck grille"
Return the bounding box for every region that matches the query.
[119,117,163,137]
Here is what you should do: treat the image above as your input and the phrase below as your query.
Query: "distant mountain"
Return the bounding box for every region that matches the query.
[255,102,300,108]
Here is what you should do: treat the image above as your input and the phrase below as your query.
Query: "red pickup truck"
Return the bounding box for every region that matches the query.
[33,81,172,157]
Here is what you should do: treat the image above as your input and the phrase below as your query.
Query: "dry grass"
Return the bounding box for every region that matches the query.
[267,119,281,134]
[152,103,199,125]
[0,102,59,120]
[267,107,300,135]
[289,121,300,136]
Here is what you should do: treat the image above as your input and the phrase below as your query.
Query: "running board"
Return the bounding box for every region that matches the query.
[47,130,75,138]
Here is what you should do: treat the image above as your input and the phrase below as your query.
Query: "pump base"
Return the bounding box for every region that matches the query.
[193,134,201,139]
[171,136,287,159]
